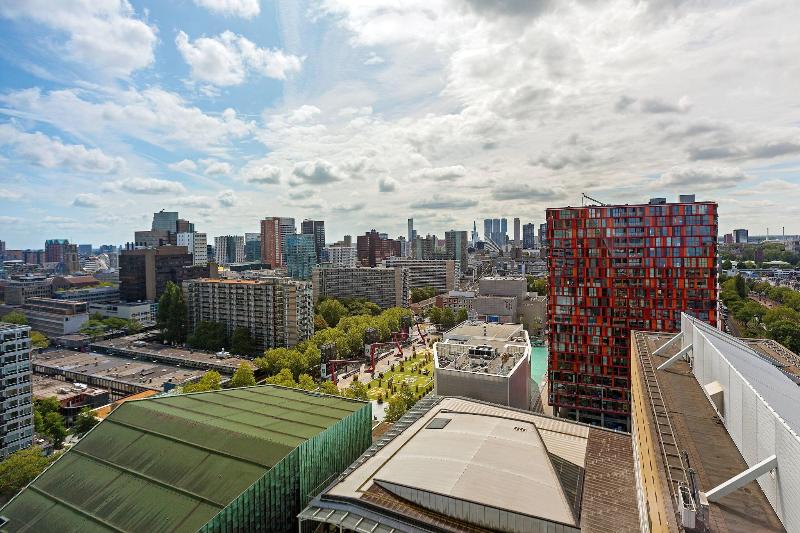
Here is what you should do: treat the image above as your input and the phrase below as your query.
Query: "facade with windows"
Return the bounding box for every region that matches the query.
[546,199,717,430]
[0,323,33,458]
[284,234,317,281]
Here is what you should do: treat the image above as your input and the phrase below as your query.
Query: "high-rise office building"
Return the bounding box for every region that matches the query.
[356,230,401,267]
[483,219,492,243]
[175,219,194,234]
[63,243,80,273]
[383,258,456,293]
[407,218,414,243]
[343,235,352,247]
[78,244,93,257]
[152,210,179,232]
[546,198,718,430]
[733,228,749,244]
[285,234,317,280]
[445,230,468,273]
[260,217,295,267]
[0,323,33,459]
[471,221,479,247]
[119,246,215,302]
[539,223,548,247]
[300,220,326,262]
[522,223,536,249]
[214,235,245,265]
[513,218,521,247]
[44,239,69,263]
[185,277,313,350]
[0,240,5,261]
[244,232,261,262]
[177,232,208,265]
[412,234,436,261]
[501,218,508,239]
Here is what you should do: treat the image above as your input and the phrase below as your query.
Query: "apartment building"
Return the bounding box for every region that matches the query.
[177,232,208,265]
[0,323,33,458]
[184,278,313,350]
[214,235,246,265]
[119,246,215,302]
[445,230,468,273]
[383,257,456,293]
[311,266,408,308]
[321,245,357,268]
[260,217,296,267]
[23,298,89,337]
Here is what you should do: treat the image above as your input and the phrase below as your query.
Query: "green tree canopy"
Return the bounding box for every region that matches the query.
[183,371,222,393]
[230,327,257,356]
[384,383,416,422]
[526,276,547,295]
[721,259,733,270]
[264,368,297,388]
[343,380,369,401]
[0,447,55,498]
[157,281,188,343]
[30,331,49,350]
[456,307,468,323]
[1,311,27,325]
[73,406,100,435]
[43,412,67,449]
[187,321,228,351]
[317,299,348,328]
[297,374,317,391]
[734,275,748,298]
[318,380,340,396]
[229,363,256,388]
[410,286,437,303]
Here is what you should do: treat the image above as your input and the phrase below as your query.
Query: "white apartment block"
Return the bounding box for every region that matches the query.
[312,266,409,308]
[323,245,357,268]
[0,323,34,458]
[214,235,245,265]
[183,277,313,350]
[177,232,208,265]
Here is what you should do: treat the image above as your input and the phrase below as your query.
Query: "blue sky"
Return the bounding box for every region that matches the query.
[1,0,800,249]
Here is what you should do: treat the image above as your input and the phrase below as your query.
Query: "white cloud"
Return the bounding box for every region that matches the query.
[410,195,478,210]
[0,0,157,78]
[201,159,232,176]
[657,167,749,190]
[364,52,385,65]
[114,177,187,194]
[175,195,214,208]
[291,160,344,185]
[378,177,396,192]
[410,165,467,181]
[193,0,260,18]
[0,215,23,225]
[238,160,281,184]
[0,124,124,173]
[73,193,102,208]
[175,30,303,86]
[168,159,198,173]
[217,189,237,207]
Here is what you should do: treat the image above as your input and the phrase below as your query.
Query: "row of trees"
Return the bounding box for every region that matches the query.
[80,313,142,338]
[427,307,467,330]
[315,297,382,329]
[1,312,50,349]
[720,275,800,352]
[410,286,437,304]
[720,242,800,267]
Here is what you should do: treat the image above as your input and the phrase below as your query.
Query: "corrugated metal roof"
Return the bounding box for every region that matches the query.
[0,385,365,533]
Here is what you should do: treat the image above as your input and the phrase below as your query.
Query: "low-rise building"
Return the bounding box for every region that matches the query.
[434,321,531,409]
[53,285,119,304]
[22,298,89,337]
[32,375,109,426]
[184,277,314,350]
[87,301,157,324]
[312,266,408,308]
[0,323,33,459]
[3,278,53,305]
[383,257,456,293]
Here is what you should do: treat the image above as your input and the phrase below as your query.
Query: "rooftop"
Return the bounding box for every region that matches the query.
[435,322,530,373]
[302,396,639,532]
[92,336,247,372]
[32,374,107,400]
[0,385,367,532]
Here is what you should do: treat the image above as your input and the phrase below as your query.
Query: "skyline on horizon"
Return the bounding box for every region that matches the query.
[2,0,800,248]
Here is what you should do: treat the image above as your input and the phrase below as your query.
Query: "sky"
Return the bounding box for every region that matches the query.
[1,0,799,249]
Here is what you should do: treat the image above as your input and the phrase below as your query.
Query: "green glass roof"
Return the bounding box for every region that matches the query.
[0,385,365,533]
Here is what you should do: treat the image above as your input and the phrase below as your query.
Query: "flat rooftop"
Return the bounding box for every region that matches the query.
[32,374,107,400]
[635,331,784,532]
[443,320,525,344]
[436,321,529,376]
[33,349,205,390]
[92,336,247,372]
[304,396,640,532]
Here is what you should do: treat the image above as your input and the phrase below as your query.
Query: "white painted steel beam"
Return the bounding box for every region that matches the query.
[704,455,777,502]
[653,331,683,356]
[657,344,693,371]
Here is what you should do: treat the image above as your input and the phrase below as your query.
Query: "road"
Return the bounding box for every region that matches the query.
[749,294,779,309]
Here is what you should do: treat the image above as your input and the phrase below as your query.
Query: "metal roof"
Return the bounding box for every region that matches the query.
[0,385,365,533]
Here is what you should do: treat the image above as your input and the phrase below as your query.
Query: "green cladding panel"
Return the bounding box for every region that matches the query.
[0,385,371,533]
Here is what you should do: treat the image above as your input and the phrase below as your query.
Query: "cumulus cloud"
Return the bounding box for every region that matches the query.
[238,160,281,184]
[174,196,214,208]
[410,196,478,210]
[115,177,187,194]
[364,52,385,65]
[0,124,124,173]
[657,167,749,190]
[688,140,800,161]
[378,177,396,192]
[72,193,102,208]
[217,189,237,207]
[0,1,157,77]
[640,96,692,114]
[202,159,232,176]
[291,160,344,185]
[410,165,467,181]
[175,30,303,86]
[168,159,198,173]
[532,135,593,170]
[193,0,260,18]
[492,184,566,202]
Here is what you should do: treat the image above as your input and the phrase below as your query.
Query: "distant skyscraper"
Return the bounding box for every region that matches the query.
[733,228,749,244]
[471,221,479,247]
[45,239,69,263]
[522,223,535,249]
[445,230,468,273]
[63,244,80,273]
[301,220,326,262]
[408,218,414,243]
[78,244,93,257]
[723,233,733,244]
[501,218,508,238]
[260,217,296,267]
[152,210,179,232]
[175,219,194,234]
[285,234,317,280]
[214,235,245,265]
[483,219,492,243]
[245,233,261,262]
[343,235,352,247]
[513,218,520,247]
[539,223,548,247]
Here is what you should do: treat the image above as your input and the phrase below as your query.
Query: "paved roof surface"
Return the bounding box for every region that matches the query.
[0,385,365,533]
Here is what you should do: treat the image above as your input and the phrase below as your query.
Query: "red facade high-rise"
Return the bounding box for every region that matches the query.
[546,199,718,430]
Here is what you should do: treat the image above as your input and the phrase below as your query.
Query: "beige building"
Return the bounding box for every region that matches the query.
[184,277,313,350]
[382,257,456,293]
[23,298,89,337]
[311,266,408,308]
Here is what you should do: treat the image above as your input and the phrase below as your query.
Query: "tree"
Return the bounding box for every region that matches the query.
[314,314,328,331]
[1,311,27,325]
[318,380,340,396]
[73,406,100,435]
[721,259,733,270]
[229,363,256,388]
[157,281,188,344]
[297,374,316,391]
[440,308,457,330]
[410,287,436,303]
[768,320,800,353]
[230,327,257,356]
[183,371,222,393]
[526,277,547,295]
[0,447,55,498]
[318,299,348,328]
[264,368,297,388]
[30,331,49,350]
[43,412,67,449]
[384,383,416,422]
[734,275,748,299]
[187,321,228,351]
[456,307,468,323]
[344,380,369,401]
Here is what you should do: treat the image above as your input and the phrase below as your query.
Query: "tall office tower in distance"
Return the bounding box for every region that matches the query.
[260,217,296,267]
[343,235,352,247]
[501,218,508,242]
[539,223,548,247]
[522,223,536,249]
[483,219,492,243]
[445,230,468,273]
[300,220,326,262]
[513,218,521,247]
[547,197,718,430]
[285,234,317,280]
[177,232,208,265]
[152,210,179,232]
[471,221,479,247]
[0,323,34,458]
[215,235,245,265]
[44,239,69,263]
[408,218,414,243]
[244,232,261,262]
[356,230,401,267]
[733,228,749,244]
[175,218,194,234]
[491,219,501,245]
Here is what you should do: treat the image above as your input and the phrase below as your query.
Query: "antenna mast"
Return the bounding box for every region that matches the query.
[582,193,607,206]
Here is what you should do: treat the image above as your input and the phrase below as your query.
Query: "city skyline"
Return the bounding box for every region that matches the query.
[2,1,800,247]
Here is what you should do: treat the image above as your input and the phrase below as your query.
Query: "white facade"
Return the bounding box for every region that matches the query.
[214,235,245,265]
[0,323,33,458]
[680,313,800,532]
[323,245,357,268]
[177,232,208,265]
[88,302,157,324]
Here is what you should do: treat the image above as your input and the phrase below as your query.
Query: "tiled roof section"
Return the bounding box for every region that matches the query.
[579,428,640,533]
